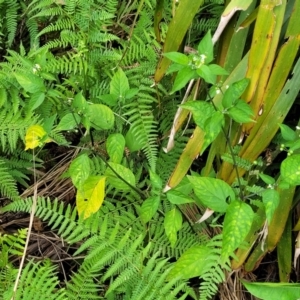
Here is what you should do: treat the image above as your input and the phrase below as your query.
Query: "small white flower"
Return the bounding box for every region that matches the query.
[200,54,206,63]
[226,85,229,89]
[296,126,300,130]
[216,89,221,95]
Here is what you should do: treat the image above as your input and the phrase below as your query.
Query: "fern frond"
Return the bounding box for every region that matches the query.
[4,260,66,300]
[124,94,158,171]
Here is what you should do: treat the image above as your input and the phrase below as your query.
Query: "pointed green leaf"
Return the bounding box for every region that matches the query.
[259,173,275,185]
[69,154,91,190]
[279,124,297,141]
[110,68,129,98]
[105,162,135,191]
[167,245,211,280]
[88,104,114,130]
[188,176,234,212]
[242,280,300,300]
[171,67,195,93]
[228,99,254,123]
[197,64,216,84]
[167,189,195,205]
[262,189,280,224]
[76,176,106,219]
[222,78,250,108]
[106,133,125,164]
[197,31,213,63]
[15,72,45,93]
[281,154,300,186]
[180,101,214,129]
[208,64,228,75]
[164,208,182,247]
[140,196,160,223]
[56,113,81,131]
[28,92,45,111]
[163,52,189,65]
[221,201,254,262]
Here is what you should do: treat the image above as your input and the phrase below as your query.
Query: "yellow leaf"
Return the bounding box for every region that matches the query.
[76,176,106,219]
[25,125,52,150]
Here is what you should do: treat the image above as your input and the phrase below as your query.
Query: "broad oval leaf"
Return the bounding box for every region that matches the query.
[242,280,300,300]
[88,104,115,130]
[140,196,160,224]
[262,189,280,224]
[221,201,254,263]
[110,68,129,99]
[76,176,106,219]
[279,124,297,141]
[105,162,135,191]
[171,66,196,94]
[15,72,45,93]
[167,245,211,280]
[180,101,214,129]
[164,208,182,247]
[25,125,52,150]
[56,113,81,131]
[167,189,195,205]
[69,154,91,189]
[163,52,189,65]
[197,31,213,63]
[106,133,125,164]
[281,154,300,186]
[228,100,254,123]
[188,176,234,212]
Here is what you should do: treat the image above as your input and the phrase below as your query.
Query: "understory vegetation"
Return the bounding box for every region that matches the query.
[0,0,300,299]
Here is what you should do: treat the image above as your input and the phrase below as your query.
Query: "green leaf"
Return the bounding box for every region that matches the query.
[76,176,106,219]
[188,176,234,212]
[88,104,115,130]
[110,68,129,98]
[262,189,280,224]
[140,196,160,224]
[167,189,195,205]
[28,92,45,111]
[56,113,81,131]
[228,100,254,123]
[279,124,297,141]
[98,94,117,106]
[202,110,224,153]
[281,154,300,186]
[125,88,139,99]
[259,173,275,185]
[167,245,211,280]
[208,64,228,75]
[163,52,189,65]
[73,91,88,111]
[197,31,214,64]
[241,280,300,300]
[149,170,162,190]
[171,66,196,93]
[15,72,45,93]
[197,64,216,84]
[180,101,215,129]
[164,208,182,247]
[106,133,125,164]
[105,162,135,191]
[69,154,91,190]
[125,127,144,152]
[222,78,250,108]
[221,201,254,262]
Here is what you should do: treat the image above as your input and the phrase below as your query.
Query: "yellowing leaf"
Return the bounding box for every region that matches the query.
[25,125,52,150]
[76,176,106,219]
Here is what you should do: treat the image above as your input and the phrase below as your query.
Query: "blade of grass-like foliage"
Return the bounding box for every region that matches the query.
[277,213,292,282]
[154,0,204,83]
[213,0,298,182]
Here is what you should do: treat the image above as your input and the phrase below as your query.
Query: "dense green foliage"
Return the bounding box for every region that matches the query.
[0,0,300,299]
